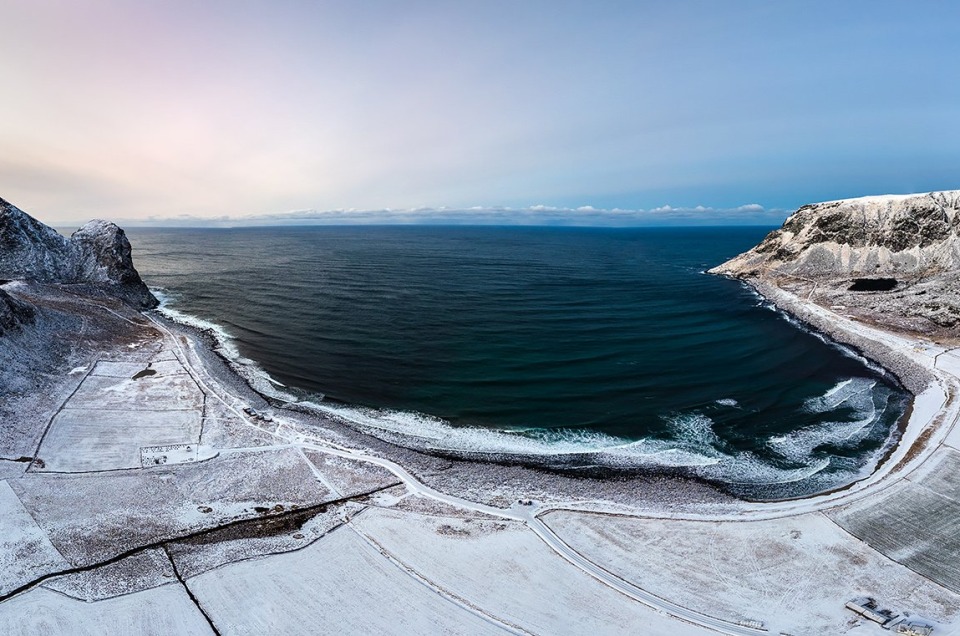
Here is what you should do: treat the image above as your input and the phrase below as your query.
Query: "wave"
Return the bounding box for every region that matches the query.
[152,289,240,358]
[298,400,838,486]
[151,287,301,403]
[149,287,891,491]
[803,377,878,416]
[298,401,721,467]
[768,377,891,464]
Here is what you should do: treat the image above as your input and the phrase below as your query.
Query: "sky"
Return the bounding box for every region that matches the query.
[1,0,959,227]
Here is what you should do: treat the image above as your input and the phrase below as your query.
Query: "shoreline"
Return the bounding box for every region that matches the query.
[154,278,924,505]
[726,278,923,503]
[719,278,959,514]
[151,308,737,512]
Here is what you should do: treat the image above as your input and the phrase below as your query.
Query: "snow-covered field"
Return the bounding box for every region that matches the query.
[544,509,959,635]
[0,481,68,596]
[830,448,960,593]
[350,506,706,635]
[189,525,509,635]
[0,585,211,636]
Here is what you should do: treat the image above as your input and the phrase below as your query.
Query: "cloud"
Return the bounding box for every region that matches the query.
[113,202,787,228]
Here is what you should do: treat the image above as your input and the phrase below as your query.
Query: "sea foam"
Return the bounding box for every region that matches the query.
[150,288,894,490]
[769,377,889,464]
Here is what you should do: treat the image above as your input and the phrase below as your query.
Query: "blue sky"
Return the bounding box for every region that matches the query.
[1,1,958,226]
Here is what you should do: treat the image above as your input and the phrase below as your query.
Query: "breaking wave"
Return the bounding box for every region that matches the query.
[767,377,891,465]
[152,287,301,403]
[153,288,240,358]
[149,284,903,496]
[295,401,846,487]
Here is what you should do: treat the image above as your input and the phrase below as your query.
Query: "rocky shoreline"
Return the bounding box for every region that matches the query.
[744,278,935,393]
[153,308,736,511]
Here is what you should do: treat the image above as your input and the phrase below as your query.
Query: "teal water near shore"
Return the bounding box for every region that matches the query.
[128,226,908,496]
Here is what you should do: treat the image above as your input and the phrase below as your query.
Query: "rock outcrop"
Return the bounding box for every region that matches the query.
[711,191,960,280]
[0,197,157,308]
[0,287,35,336]
[712,190,960,335]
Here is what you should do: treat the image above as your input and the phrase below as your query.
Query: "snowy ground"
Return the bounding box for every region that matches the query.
[0,585,211,636]
[189,524,510,635]
[543,509,959,635]
[1,283,960,635]
[830,448,960,593]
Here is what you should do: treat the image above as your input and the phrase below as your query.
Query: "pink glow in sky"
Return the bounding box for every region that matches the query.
[2,1,959,225]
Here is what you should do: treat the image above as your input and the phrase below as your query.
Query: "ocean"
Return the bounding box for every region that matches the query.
[127,225,909,498]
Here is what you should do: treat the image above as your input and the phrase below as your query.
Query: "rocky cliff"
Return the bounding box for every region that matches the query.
[712,190,960,335]
[711,191,960,280]
[0,197,157,308]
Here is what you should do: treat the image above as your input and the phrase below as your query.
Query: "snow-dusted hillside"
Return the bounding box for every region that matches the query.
[711,190,960,333]
[711,190,960,279]
[0,197,156,308]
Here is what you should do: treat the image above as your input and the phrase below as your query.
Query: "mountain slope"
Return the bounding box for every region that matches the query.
[712,190,960,335]
[711,191,960,280]
[0,197,157,309]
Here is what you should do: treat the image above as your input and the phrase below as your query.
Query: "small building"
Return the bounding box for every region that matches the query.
[893,620,934,636]
[845,597,899,626]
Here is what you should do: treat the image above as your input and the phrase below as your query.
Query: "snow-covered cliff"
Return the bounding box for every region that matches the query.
[711,191,960,280]
[712,190,960,333]
[0,197,157,308]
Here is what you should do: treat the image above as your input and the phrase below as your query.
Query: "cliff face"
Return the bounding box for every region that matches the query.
[712,190,960,335]
[711,191,960,279]
[0,197,157,309]
[0,198,77,281]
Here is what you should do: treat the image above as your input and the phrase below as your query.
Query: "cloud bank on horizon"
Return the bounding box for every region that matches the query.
[1,1,959,226]
[118,203,788,227]
[117,203,779,228]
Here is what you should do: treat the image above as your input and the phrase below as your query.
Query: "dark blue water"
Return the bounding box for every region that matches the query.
[127,226,908,497]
